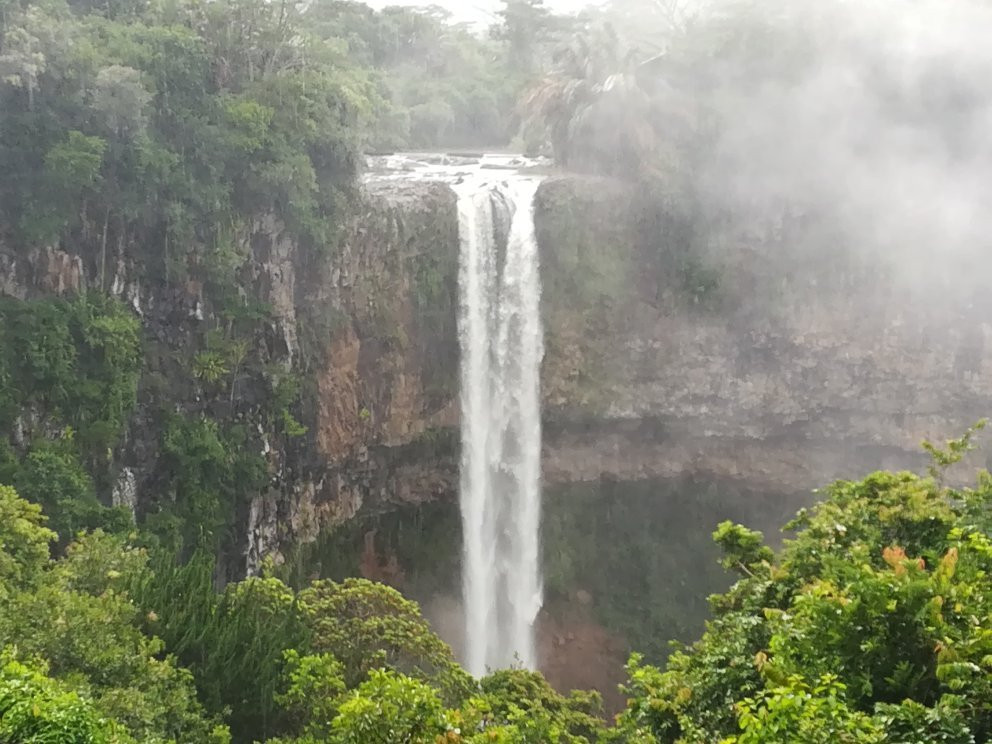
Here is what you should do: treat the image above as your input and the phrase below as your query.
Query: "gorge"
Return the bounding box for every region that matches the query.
[4,152,991,703]
[4,0,992,739]
[250,153,992,699]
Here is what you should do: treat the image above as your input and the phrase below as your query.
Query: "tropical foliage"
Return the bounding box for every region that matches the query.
[610,426,992,743]
[0,487,227,742]
[0,293,139,542]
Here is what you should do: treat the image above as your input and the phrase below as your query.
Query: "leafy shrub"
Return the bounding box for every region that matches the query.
[612,430,992,743]
[0,655,118,744]
[298,578,474,705]
[13,446,131,543]
[332,669,452,744]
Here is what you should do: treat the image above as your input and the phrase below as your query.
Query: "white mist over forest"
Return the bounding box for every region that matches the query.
[366,0,604,25]
[517,0,992,299]
[685,0,992,296]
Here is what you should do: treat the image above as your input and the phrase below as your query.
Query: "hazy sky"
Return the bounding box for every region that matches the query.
[365,0,600,25]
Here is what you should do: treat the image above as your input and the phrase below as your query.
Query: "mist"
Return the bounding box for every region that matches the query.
[659,0,992,299]
[364,0,604,25]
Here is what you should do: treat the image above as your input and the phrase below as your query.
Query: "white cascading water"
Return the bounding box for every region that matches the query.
[457,175,544,677]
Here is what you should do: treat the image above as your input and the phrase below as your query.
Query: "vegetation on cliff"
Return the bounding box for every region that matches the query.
[0,0,730,573]
[0,293,140,511]
[0,0,561,266]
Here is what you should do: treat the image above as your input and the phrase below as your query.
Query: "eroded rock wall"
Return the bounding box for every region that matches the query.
[535,176,992,492]
[0,180,461,575]
[248,180,462,569]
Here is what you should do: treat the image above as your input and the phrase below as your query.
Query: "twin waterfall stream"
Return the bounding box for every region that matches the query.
[457,176,544,676]
[368,154,548,677]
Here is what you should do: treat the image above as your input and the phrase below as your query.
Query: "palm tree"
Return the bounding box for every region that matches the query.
[522,24,659,177]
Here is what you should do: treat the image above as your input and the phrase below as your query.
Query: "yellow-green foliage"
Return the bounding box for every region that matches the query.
[611,445,992,744]
[332,669,451,744]
[0,487,228,742]
[0,654,123,744]
[0,484,55,593]
[298,578,474,705]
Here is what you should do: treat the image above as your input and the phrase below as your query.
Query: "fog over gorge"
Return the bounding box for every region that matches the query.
[1,0,992,741]
[690,0,992,296]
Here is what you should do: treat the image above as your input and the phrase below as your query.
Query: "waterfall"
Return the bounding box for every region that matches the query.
[457,176,544,677]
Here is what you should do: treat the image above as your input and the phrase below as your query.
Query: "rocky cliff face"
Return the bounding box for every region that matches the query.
[245,180,462,571]
[3,171,989,573]
[535,176,992,493]
[280,170,992,558]
[0,179,460,574]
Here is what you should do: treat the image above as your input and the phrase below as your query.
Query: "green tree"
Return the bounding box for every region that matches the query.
[273,650,346,741]
[150,416,266,553]
[0,292,141,485]
[0,489,227,742]
[332,669,451,744]
[130,560,309,742]
[494,0,556,75]
[473,669,604,743]
[0,484,54,594]
[13,446,130,543]
[297,578,474,705]
[729,675,884,744]
[0,23,45,110]
[0,578,223,741]
[0,654,121,744]
[43,130,107,235]
[523,23,660,175]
